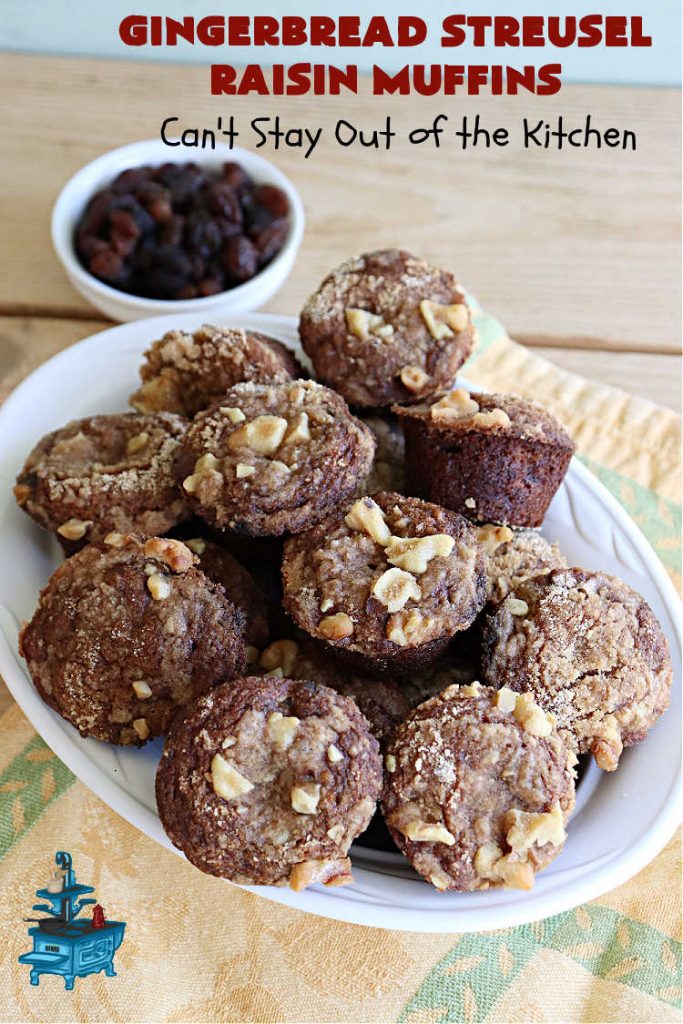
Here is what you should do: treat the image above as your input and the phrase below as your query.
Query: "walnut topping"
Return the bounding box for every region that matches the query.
[386,534,455,575]
[13,483,30,505]
[371,567,422,613]
[219,406,246,424]
[385,754,397,773]
[228,415,288,456]
[326,823,345,843]
[387,609,429,647]
[495,687,518,713]
[185,537,207,555]
[287,412,311,443]
[57,518,92,541]
[477,523,514,555]
[474,842,503,878]
[419,299,469,339]
[513,693,553,737]
[592,716,623,771]
[132,681,152,700]
[126,431,150,455]
[260,639,299,676]
[211,754,254,800]
[504,802,566,855]
[291,782,321,814]
[195,452,220,473]
[399,365,429,393]
[147,573,171,601]
[236,463,256,479]
[327,744,343,764]
[400,821,455,846]
[266,711,300,749]
[319,598,334,613]
[103,531,127,548]
[132,718,149,740]
[271,460,291,474]
[288,857,353,892]
[474,842,535,890]
[144,537,195,573]
[472,408,512,430]
[344,497,391,546]
[507,598,529,617]
[430,388,480,422]
[345,307,395,341]
[183,454,223,494]
[318,612,354,640]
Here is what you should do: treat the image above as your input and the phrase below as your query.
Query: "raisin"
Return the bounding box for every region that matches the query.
[253,184,289,219]
[206,181,242,223]
[89,248,126,282]
[221,236,259,282]
[222,162,252,192]
[252,220,289,264]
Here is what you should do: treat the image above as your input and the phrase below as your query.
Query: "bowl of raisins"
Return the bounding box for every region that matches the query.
[51,139,305,322]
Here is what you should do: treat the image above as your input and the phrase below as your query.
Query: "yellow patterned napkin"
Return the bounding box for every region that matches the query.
[1,307,680,1023]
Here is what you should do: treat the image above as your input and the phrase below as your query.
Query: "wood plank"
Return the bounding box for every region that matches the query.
[0,54,680,353]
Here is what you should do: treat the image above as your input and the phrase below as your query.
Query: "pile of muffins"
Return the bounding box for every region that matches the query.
[14,249,672,896]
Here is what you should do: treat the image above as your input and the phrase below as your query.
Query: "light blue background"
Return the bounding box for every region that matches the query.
[2,1,680,86]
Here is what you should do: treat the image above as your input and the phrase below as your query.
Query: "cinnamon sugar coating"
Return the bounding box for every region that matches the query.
[130,324,304,417]
[156,676,382,886]
[382,682,576,892]
[299,249,475,407]
[19,535,246,745]
[481,568,672,770]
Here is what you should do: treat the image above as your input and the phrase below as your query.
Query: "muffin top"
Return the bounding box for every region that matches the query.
[476,524,567,605]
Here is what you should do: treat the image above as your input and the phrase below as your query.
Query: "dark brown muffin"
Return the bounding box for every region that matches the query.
[130,324,304,417]
[183,536,270,648]
[381,682,576,892]
[14,412,189,552]
[360,414,405,494]
[476,523,567,605]
[175,379,376,536]
[395,389,576,527]
[282,493,486,677]
[299,249,475,408]
[254,637,411,749]
[19,535,246,745]
[481,568,673,771]
[155,675,383,888]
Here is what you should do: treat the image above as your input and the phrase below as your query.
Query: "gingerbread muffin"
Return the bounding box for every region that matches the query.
[481,568,672,770]
[381,682,576,892]
[175,379,376,536]
[156,675,383,888]
[255,637,410,749]
[19,535,245,745]
[395,389,575,527]
[183,536,270,648]
[476,523,567,605]
[14,412,189,552]
[282,493,486,677]
[360,414,405,495]
[130,324,304,417]
[299,249,476,408]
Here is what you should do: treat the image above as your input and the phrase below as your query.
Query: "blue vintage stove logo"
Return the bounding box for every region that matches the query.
[19,851,126,990]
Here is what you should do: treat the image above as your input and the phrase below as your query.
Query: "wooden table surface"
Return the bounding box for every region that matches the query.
[0,54,681,712]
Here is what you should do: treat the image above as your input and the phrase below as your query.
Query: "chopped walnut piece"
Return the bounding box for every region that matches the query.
[430,388,480,422]
[400,821,455,845]
[344,497,391,546]
[386,534,455,575]
[495,687,518,713]
[144,537,195,573]
[513,693,553,737]
[507,598,529,617]
[326,823,345,843]
[126,431,150,455]
[132,681,152,700]
[399,365,429,393]
[266,711,300,749]
[386,609,428,647]
[286,412,311,443]
[132,718,150,741]
[327,744,343,764]
[291,782,321,814]
[345,307,395,341]
[419,299,469,339]
[474,842,504,878]
[104,531,127,548]
[318,612,354,640]
[57,518,92,541]
[472,408,512,430]
[504,802,566,855]
[219,406,246,424]
[288,857,354,892]
[13,483,30,505]
[492,856,535,891]
[195,452,220,473]
[211,754,254,800]
[185,537,207,555]
[147,573,171,601]
[371,567,422,613]
[591,716,624,771]
[385,754,397,772]
[235,463,255,479]
[228,415,288,456]
[477,523,514,555]
[260,639,299,676]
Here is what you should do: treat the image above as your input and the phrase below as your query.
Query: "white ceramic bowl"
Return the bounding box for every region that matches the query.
[51,139,305,322]
[0,311,680,933]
